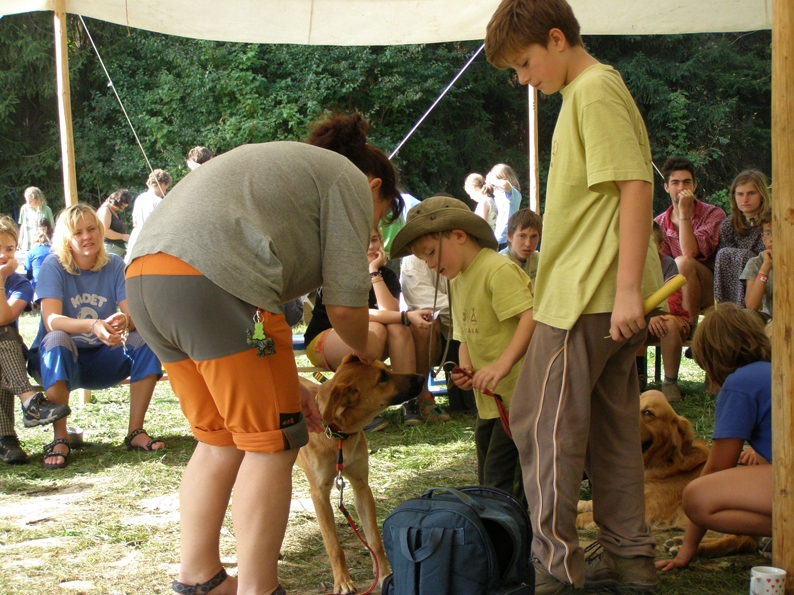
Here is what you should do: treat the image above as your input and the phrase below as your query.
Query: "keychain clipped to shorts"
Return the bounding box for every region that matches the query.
[246,309,276,357]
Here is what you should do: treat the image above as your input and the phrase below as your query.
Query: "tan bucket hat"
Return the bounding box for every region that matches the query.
[389,195,498,259]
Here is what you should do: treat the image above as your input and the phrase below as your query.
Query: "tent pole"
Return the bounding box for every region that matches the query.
[527,86,540,213]
[771,0,793,587]
[54,0,78,207]
[55,0,90,405]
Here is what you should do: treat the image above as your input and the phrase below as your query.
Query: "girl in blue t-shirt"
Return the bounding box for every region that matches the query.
[657,303,772,571]
[27,204,164,469]
[23,216,53,293]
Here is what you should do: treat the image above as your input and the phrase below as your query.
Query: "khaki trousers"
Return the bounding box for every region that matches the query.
[511,313,655,587]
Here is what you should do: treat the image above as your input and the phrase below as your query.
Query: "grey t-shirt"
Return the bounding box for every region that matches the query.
[740,253,773,317]
[131,142,373,312]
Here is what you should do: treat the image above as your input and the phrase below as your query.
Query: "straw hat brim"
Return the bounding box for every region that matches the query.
[389,200,498,259]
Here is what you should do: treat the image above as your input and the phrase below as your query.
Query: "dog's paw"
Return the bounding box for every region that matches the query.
[664,537,684,555]
[333,578,357,594]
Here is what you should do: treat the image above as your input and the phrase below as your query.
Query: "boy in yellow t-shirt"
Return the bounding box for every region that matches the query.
[390,195,535,498]
[485,0,664,593]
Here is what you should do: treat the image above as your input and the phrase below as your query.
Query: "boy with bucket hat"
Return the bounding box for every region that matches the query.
[391,195,536,497]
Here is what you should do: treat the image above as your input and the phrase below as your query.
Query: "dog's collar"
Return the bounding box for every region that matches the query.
[323,422,352,441]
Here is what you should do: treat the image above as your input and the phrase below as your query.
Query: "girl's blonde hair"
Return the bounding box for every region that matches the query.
[691,303,771,388]
[728,170,771,236]
[465,173,493,198]
[490,163,521,192]
[24,186,46,208]
[52,204,109,275]
[0,216,19,244]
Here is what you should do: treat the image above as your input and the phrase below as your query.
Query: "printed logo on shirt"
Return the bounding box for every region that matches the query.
[76,306,101,343]
[70,293,109,309]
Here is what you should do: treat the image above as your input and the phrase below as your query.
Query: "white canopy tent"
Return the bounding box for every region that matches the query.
[1,2,791,592]
[0,0,775,44]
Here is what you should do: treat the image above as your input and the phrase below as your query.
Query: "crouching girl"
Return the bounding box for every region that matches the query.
[656,303,771,570]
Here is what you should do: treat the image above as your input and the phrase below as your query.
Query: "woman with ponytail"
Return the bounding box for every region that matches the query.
[125,113,401,595]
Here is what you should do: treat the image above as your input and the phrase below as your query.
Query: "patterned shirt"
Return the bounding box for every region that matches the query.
[654,199,726,270]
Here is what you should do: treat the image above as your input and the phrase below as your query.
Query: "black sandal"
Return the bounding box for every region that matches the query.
[124,428,165,452]
[172,568,229,594]
[43,438,71,470]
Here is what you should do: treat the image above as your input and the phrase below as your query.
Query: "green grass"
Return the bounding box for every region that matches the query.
[0,313,765,594]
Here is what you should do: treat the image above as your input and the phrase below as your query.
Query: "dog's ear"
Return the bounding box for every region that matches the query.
[340,353,363,366]
[320,381,356,426]
[669,413,695,466]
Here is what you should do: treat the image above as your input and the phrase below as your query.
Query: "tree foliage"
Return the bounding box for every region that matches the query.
[0,12,771,221]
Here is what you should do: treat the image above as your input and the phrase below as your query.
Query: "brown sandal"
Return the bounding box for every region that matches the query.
[124,428,165,452]
[43,438,71,470]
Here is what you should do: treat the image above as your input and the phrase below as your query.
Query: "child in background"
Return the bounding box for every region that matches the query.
[0,217,70,465]
[500,208,542,284]
[464,173,498,231]
[487,163,523,248]
[24,216,53,292]
[741,209,773,326]
[656,303,772,571]
[391,195,535,499]
[17,187,55,253]
[648,221,690,403]
[486,0,664,592]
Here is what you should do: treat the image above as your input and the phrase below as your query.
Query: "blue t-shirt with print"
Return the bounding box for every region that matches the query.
[4,272,34,330]
[32,253,126,350]
[24,244,52,290]
[712,360,772,462]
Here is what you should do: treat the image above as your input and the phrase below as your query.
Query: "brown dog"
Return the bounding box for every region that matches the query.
[577,391,757,557]
[296,354,425,594]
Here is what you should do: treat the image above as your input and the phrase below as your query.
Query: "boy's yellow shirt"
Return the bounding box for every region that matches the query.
[451,248,533,418]
[533,64,663,330]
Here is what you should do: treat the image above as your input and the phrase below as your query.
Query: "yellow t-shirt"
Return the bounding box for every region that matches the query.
[534,64,663,330]
[452,249,533,418]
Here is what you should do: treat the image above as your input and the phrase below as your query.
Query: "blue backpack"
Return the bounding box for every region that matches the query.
[381,486,534,595]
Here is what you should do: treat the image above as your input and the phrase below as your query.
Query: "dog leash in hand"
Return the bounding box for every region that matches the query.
[450,365,512,439]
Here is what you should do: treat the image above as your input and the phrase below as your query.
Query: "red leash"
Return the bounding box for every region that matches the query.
[316,371,381,595]
[450,366,512,439]
[320,437,380,595]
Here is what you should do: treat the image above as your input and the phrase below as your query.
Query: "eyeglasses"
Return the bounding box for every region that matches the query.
[761,231,772,238]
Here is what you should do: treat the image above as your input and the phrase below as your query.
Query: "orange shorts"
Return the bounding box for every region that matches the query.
[126,253,307,453]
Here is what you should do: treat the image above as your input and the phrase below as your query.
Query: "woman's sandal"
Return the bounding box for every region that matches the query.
[172,569,230,595]
[43,438,71,470]
[124,428,165,452]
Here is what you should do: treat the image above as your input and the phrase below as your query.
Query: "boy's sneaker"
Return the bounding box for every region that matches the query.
[363,415,389,433]
[531,558,577,595]
[402,399,423,426]
[22,392,71,428]
[661,381,682,403]
[0,435,29,465]
[419,396,450,422]
[584,542,658,593]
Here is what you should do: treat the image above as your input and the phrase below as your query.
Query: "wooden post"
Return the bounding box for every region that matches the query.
[54,0,78,207]
[771,0,793,589]
[527,86,540,213]
[55,0,90,404]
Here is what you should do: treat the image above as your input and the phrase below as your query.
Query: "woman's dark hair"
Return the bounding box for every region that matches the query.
[306,113,403,224]
[106,189,133,208]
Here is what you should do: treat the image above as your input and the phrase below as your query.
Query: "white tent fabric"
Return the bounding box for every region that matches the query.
[0,0,772,44]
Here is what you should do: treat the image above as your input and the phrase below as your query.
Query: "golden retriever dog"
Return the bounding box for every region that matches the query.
[296,354,425,594]
[577,390,757,558]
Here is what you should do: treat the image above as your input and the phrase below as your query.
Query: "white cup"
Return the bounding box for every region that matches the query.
[750,566,786,595]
